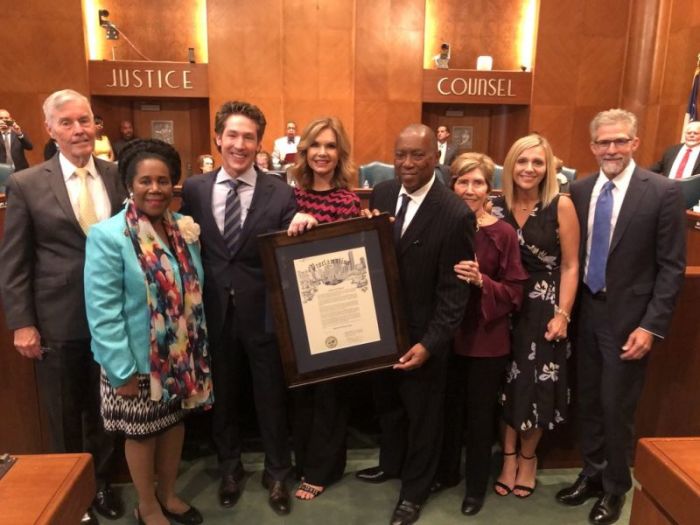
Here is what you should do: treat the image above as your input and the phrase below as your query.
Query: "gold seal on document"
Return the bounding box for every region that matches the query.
[325,336,338,349]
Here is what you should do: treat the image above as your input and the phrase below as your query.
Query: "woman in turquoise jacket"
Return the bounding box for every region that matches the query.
[85,139,212,525]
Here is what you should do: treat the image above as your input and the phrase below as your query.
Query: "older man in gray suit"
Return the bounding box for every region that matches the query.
[0,90,126,524]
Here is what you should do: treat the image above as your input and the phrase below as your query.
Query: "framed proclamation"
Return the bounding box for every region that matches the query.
[259,214,409,387]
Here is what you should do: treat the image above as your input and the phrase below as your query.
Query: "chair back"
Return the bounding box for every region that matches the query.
[560,166,577,182]
[677,174,700,209]
[0,163,14,193]
[359,162,394,188]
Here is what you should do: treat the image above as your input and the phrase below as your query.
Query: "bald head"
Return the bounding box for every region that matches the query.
[394,124,438,193]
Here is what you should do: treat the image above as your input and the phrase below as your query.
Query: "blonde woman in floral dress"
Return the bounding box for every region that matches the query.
[491,134,579,499]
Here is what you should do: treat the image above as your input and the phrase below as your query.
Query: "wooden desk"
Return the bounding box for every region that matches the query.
[631,438,700,525]
[0,453,95,525]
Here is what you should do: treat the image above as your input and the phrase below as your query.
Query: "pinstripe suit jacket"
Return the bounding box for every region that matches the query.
[370,178,475,358]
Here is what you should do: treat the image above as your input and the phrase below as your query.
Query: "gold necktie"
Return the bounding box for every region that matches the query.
[75,167,98,233]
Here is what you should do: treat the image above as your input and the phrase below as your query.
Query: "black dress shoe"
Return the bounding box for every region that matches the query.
[219,467,246,508]
[80,509,99,524]
[356,465,393,484]
[429,479,459,494]
[589,493,625,525]
[93,486,124,520]
[556,475,603,506]
[158,500,203,525]
[390,500,421,525]
[262,472,291,515]
[460,496,484,516]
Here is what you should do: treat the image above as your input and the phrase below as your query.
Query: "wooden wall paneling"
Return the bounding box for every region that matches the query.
[488,105,529,164]
[90,0,203,62]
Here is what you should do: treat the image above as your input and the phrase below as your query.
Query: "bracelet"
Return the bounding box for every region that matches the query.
[554,305,571,323]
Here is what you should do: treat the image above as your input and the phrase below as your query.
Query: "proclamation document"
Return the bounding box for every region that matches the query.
[294,247,381,354]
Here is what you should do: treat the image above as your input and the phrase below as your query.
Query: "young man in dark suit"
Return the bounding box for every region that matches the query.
[180,101,296,516]
[0,108,33,171]
[0,90,126,524]
[355,124,475,525]
[558,109,686,525]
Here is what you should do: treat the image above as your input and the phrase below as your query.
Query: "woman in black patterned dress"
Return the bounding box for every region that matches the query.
[491,134,579,498]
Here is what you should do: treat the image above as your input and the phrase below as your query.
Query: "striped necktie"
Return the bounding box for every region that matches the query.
[75,167,98,233]
[393,194,411,248]
[223,179,242,254]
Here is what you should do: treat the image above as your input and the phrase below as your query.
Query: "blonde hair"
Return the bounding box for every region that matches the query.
[449,152,496,192]
[291,117,355,190]
[502,134,559,210]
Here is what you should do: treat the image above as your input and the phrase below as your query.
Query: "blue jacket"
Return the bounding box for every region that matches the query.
[84,209,205,387]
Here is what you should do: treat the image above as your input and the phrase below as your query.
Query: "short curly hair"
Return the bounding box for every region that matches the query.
[118,138,182,188]
[214,100,267,141]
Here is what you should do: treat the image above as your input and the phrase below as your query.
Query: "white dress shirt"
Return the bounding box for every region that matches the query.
[584,160,635,283]
[212,165,257,234]
[669,144,700,179]
[60,153,111,222]
[438,142,447,164]
[395,174,437,237]
[272,136,300,169]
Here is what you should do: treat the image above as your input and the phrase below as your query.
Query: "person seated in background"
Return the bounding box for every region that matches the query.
[272,120,300,169]
[113,119,136,161]
[286,116,361,502]
[43,137,59,160]
[93,116,115,162]
[256,150,274,172]
[649,120,700,178]
[197,153,215,174]
[85,138,213,525]
[432,152,527,517]
[554,156,571,193]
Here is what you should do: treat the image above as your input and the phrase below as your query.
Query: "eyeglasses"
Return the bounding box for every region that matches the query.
[592,138,634,149]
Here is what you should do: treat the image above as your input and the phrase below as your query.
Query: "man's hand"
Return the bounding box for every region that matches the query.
[11,121,22,135]
[115,375,139,397]
[14,326,42,359]
[287,212,318,236]
[393,343,430,371]
[620,327,654,360]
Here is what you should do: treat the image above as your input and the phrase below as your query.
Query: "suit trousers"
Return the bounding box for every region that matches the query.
[435,354,509,497]
[34,338,117,489]
[292,378,351,486]
[211,295,292,480]
[374,355,447,504]
[576,291,648,495]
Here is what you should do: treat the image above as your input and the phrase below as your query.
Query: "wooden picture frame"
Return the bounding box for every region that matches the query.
[259,214,408,387]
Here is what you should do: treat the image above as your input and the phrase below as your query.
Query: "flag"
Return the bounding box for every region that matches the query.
[681,55,700,141]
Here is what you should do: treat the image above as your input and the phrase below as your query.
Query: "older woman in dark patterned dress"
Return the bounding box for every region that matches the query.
[286,117,361,500]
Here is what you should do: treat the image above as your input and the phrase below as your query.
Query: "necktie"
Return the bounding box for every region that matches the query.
[585,180,615,293]
[393,194,411,247]
[673,148,693,179]
[223,179,242,254]
[3,132,13,168]
[75,167,98,233]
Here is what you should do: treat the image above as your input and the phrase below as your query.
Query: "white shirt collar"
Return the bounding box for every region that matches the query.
[593,159,636,193]
[59,153,98,181]
[216,164,257,187]
[399,173,436,203]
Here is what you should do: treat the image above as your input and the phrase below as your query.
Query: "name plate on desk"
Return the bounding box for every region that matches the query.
[423,69,532,105]
[89,61,209,98]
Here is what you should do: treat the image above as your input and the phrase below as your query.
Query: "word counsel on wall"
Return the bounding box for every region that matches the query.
[422,69,532,105]
[88,61,209,98]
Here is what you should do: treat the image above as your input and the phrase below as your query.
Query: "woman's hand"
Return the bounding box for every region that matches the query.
[454,259,482,286]
[115,375,139,397]
[287,212,319,236]
[544,314,568,342]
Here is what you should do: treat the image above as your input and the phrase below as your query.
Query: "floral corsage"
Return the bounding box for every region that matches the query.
[176,215,201,243]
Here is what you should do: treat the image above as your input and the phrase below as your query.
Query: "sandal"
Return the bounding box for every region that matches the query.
[295,481,325,500]
[493,451,517,496]
[513,453,538,499]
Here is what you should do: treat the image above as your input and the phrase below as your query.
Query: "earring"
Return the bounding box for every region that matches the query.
[129,191,134,199]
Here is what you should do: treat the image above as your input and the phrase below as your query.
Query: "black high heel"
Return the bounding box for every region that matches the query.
[513,453,538,498]
[493,450,517,496]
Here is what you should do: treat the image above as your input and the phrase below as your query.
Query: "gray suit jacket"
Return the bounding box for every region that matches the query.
[569,167,686,345]
[0,155,125,341]
[0,131,33,171]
